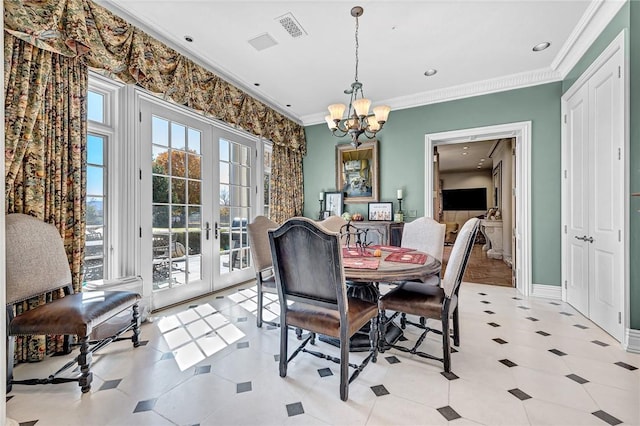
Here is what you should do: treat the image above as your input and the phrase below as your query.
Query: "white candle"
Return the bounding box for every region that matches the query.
[319,192,324,201]
[397,189,403,199]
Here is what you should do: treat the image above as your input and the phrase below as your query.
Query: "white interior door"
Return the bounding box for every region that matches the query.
[565,83,590,314]
[564,45,624,341]
[587,49,623,340]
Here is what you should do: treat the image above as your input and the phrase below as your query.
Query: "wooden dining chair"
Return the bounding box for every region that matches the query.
[269,217,379,401]
[401,217,446,265]
[247,215,279,328]
[379,217,480,372]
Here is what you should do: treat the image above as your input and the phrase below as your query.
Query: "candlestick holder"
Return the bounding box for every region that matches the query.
[395,198,404,222]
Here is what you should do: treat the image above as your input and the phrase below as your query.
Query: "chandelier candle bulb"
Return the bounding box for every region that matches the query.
[319,192,325,201]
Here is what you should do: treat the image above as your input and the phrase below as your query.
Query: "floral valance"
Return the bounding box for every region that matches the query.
[4,0,306,152]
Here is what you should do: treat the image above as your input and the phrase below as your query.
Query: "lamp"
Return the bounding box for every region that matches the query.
[325,6,390,148]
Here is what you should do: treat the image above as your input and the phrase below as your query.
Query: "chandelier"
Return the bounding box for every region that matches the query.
[325,6,391,148]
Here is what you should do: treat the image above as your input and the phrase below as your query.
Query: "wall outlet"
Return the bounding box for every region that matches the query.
[408,210,417,218]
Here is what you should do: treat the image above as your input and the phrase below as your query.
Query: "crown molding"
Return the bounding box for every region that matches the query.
[301,68,561,126]
[552,0,627,78]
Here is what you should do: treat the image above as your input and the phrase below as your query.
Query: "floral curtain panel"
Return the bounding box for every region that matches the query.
[4,33,87,361]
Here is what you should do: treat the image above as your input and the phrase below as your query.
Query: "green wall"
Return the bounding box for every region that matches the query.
[304,82,563,286]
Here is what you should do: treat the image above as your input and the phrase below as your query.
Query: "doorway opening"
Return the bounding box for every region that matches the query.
[425,122,532,296]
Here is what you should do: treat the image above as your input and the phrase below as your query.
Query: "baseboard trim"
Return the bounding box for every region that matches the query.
[625,328,640,353]
[531,284,562,299]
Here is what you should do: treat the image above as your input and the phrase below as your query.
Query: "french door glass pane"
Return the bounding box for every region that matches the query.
[152,115,203,290]
[85,133,106,281]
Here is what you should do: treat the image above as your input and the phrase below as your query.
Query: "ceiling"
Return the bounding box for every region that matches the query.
[437,139,497,173]
[97,1,621,128]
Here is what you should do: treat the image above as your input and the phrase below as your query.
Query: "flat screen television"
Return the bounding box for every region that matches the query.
[442,188,487,211]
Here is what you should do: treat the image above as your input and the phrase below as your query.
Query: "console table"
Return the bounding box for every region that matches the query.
[349,221,404,246]
[480,219,503,259]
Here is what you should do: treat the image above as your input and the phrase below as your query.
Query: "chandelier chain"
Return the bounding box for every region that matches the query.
[354,14,359,83]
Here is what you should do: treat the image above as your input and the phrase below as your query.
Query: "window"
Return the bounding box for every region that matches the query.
[85,133,107,281]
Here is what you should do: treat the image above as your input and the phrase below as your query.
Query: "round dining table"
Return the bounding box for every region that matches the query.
[319,246,442,351]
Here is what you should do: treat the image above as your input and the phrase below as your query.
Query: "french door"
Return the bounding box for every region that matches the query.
[140,98,256,310]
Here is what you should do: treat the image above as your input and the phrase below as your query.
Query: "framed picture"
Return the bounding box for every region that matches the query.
[324,192,344,217]
[336,140,379,204]
[368,202,393,221]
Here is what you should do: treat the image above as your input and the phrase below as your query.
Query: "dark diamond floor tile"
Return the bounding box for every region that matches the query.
[566,374,589,384]
[267,325,277,330]
[518,305,530,310]
[216,296,224,299]
[560,311,573,316]
[592,410,622,425]
[385,356,400,364]
[488,322,501,327]
[398,335,408,342]
[18,421,38,426]
[481,300,491,304]
[493,338,508,344]
[318,368,333,377]
[526,317,539,322]
[512,297,522,300]
[478,292,487,296]
[484,310,495,314]
[237,381,252,393]
[99,379,122,391]
[441,371,459,381]
[614,361,638,371]
[549,301,561,305]
[194,365,211,375]
[286,402,304,417]
[133,398,157,413]
[499,359,517,368]
[549,349,567,356]
[437,406,461,421]
[574,324,589,329]
[536,331,551,336]
[237,341,250,349]
[371,385,390,396]
[161,352,175,360]
[6,395,13,402]
[274,354,280,362]
[237,317,247,323]
[189,304,198,309]
[508,388,532,400]
[138,340,149,346]
[591,340,610,347]
[451,347,458,353]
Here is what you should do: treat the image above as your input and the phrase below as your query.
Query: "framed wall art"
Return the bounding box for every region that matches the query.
[324,191,344,216]
[368,202,393,221]
[336,140,379,204]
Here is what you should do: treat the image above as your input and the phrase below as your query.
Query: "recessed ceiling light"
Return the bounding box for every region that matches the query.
[184,35,194,43]
[424,69,437,77]
[462,152,468,156]
[480,158,485,162]
[533,42,551,52]
[463,146,469,150]
[477,166,482,169]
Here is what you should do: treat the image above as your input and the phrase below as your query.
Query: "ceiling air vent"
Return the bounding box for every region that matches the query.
[275,12,307,38]
[248,33,278,51]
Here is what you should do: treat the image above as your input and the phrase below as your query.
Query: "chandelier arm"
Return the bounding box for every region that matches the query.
[331,127,349,138]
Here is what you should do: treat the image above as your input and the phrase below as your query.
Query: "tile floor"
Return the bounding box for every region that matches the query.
[6,282,640,426]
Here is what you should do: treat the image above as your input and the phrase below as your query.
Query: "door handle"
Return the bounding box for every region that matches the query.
[214,221,219,239]
[586,236,594,243]
[204,222,211,240]
[574,235,587,241]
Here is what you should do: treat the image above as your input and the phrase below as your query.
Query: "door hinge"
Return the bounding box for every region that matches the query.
[619,229,621,242]
[618,312,622,324]
[139,227,142,238]
[564,225,567,234]
[563,114,567,124]
[618,147,621,160]
[564,170,567,179]
[564,280,567,289]
[139,111,142,122]
[618,66,621,78]
[139,169,142,180]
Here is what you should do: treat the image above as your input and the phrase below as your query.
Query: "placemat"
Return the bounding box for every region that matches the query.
[384,252,427,264]
[342,248,374,258]
[369,245,415,253]
[342,258,380,269]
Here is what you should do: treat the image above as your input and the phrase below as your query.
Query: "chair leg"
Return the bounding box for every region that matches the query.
[6,335,14,393]
[279,320,288,378]
[441,315,451,373]
[452,308,460,347]
[369,317,378,363]
[256,278,264,328]
[77,336,93,393]
[378,308,387,353]
[132,303,141,347]
[340,339,349,401]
